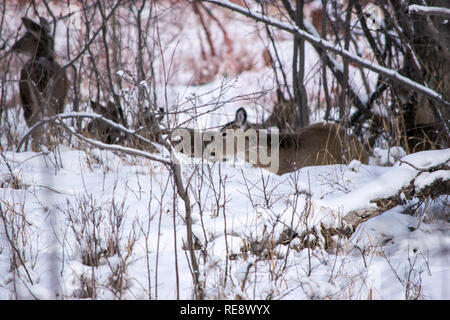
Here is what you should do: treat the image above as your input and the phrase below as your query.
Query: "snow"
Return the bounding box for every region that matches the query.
[0,1,448,300]
[397,149,450,169]
[374,146,407,166]
[415,170,450,191]
[0,146,448,299]
[408,4,450,18]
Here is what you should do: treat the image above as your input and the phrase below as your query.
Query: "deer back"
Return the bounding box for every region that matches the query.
[215,108,368,175]
[273,123,368,174]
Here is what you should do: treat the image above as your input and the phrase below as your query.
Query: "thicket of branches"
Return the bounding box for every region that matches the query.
[204,0,449,153]
[0,0,449,152]
[0,0,448,300]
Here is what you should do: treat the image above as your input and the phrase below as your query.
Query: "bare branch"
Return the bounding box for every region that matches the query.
[17,112,158,155]
[57,118,171,165]
[408,4,450,18]
[60,0,124,72]
[202,0,450,109]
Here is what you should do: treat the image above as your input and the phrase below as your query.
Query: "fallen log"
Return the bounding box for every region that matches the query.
[320,150,449,249]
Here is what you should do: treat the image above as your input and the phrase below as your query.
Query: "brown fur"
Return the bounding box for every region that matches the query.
[268,123,368,175]
[12,17,69,148]
[264,90,298,131]
[86,100,161,153]
[218,108,368,175]
[87,101,125,144]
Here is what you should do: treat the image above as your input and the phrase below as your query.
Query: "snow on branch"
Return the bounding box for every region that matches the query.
[16,112,169,165]
[279,0,370,114]
[302,20,370,112]
[203,0,450,109]
[408,4,450,18]
[17,112,156,151]
[54,116,172,165]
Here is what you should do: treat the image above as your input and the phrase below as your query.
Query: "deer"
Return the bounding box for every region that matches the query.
[11,17,69,149]
[212,107,369,175]
[86,100,127,144]
[263,89,299,131]
[86,100,163,153]
[85,101,217,154]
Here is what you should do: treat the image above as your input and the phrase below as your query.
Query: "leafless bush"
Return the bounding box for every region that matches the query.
[383,247,429,300]
[0,200,37,299]
[63,190,137,299]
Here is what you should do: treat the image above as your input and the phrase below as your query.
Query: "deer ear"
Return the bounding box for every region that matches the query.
[109,101,125,122]
[21,17,52,40]
[39,17,51,35]
[235,107,247,126]
[90,100,99,111]
[90,100,107,114]
[276,88,285,102]
[21,17,45,38]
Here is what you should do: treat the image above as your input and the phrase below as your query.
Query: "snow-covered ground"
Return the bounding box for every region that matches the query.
[0,147,448,299]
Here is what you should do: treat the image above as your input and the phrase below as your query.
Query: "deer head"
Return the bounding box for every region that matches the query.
[12,17,54,58]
